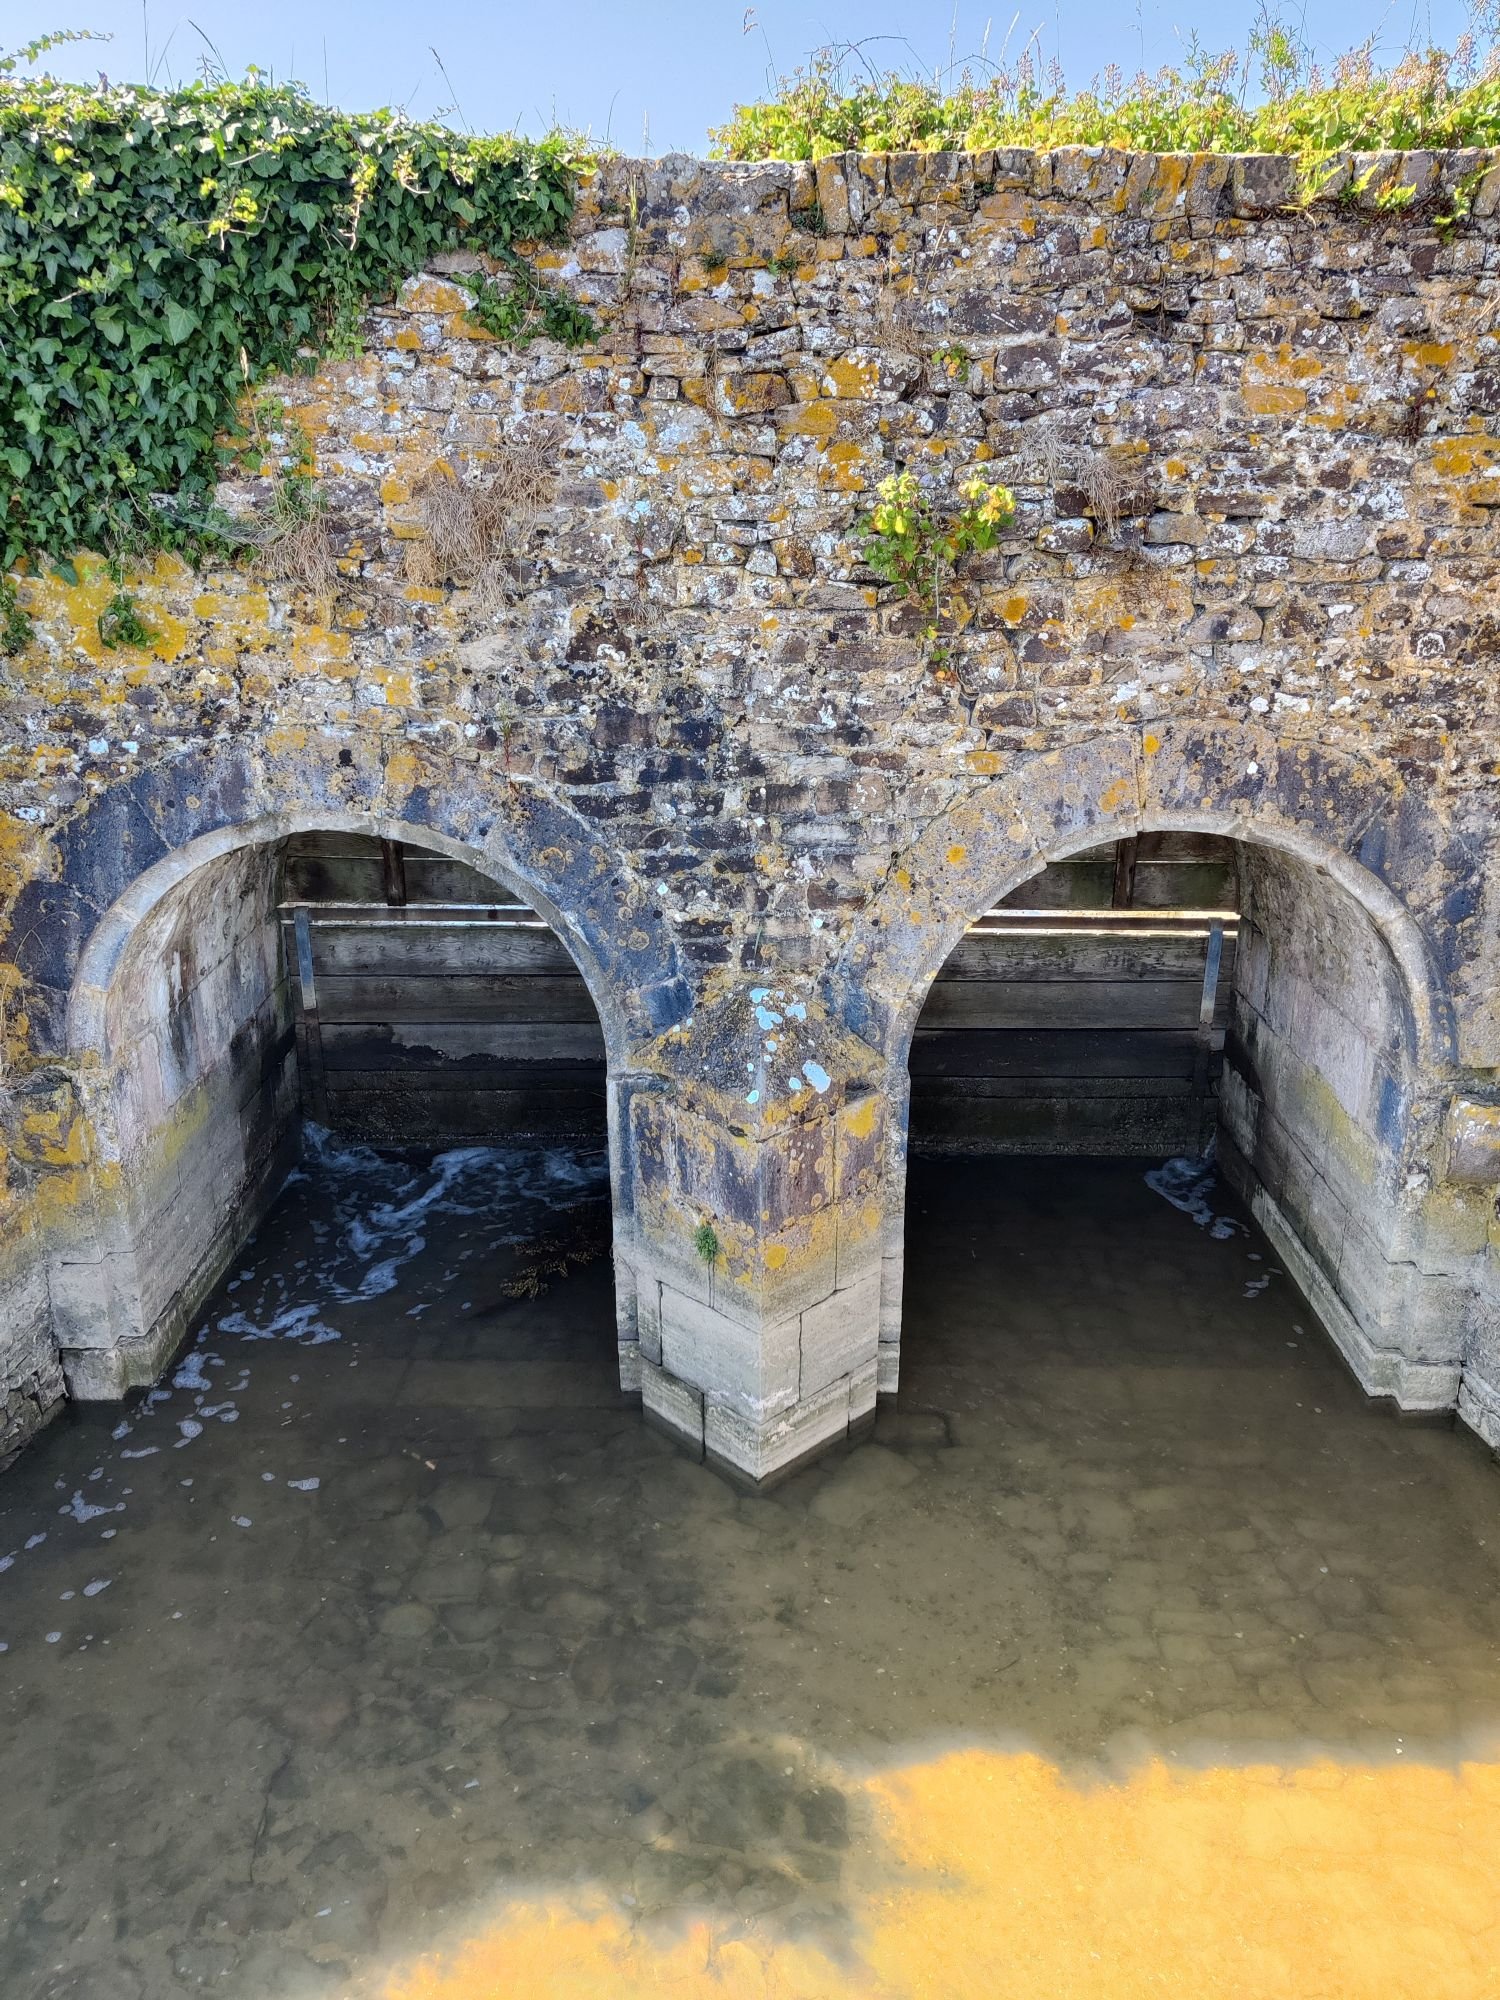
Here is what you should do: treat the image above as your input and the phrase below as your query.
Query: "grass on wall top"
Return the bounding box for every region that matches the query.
[710,32,1500,163]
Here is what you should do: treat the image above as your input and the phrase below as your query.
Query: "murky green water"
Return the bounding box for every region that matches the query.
[3,1141,1498,1997]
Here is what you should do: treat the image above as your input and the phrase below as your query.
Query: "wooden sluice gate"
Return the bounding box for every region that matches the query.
[912,833,1238,1156]
[278,832,606,1144]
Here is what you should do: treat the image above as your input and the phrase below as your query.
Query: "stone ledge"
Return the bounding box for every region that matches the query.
[585,145,1500,226]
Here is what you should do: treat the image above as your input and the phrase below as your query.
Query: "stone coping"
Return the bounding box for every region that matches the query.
[581,146,1500,221]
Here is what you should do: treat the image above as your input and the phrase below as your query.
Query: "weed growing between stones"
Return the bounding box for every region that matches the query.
[228,394,339,600]
[456,255,599,350]
[694,1221,722,1266]
[95,588,158,653]
[861,469,1016,670]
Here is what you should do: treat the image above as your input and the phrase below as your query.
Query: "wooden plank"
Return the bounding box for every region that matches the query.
[291,907,328,1122]
[1015,832,1235,866]
[909,1092,1212,1155]
[909,1027,1220,1078]
[1193,919,1225,1098]
[281,850,512,906]
[323,1083,605,1143]
[1128,863,1237,909]
[917,978,1208,1030]
[911,1073,1201,1101]
[999,864,1115,909]
[938,931,1237,981]
[380,838,408,907]
[319,1022,605,1070]
[292,924,580,976]
[999,860,1234,911]
[1135,831,1238,862]
[313,973,598,1024]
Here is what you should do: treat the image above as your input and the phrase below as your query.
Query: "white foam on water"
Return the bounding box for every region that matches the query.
[0,1555,13,1573]
[24,1533,45,1551]
[120,1447,160,1460]
[232,1516,252,1529]
[176,1419,203,1443]
[110,1421,132,1441]
[218,1303,340,1346]
[287,1478,320,1492]
[82,1579,111,1597]
[1145,1150,1245,1240]
[172,1353,213,1393]
[60,1492,124,1524]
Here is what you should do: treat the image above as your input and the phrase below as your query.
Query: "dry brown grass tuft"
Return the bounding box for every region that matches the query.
[404,437,558,607]
[259,512,339,598]
[1039,431,1150,547]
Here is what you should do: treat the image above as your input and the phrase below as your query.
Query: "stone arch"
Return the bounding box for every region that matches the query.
[66,806,638,1073]
[33,745,689,1405]
[831,724,1469,1420]
[4,735,691,1062]
[832,724,1458,1076]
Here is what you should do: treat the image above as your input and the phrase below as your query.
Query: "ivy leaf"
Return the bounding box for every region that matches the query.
[162,300,200,343]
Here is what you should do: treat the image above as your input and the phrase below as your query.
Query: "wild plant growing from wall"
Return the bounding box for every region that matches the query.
[861,470,1016,668]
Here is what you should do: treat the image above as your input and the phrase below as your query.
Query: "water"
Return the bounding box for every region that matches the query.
[2,1146,1499,1999]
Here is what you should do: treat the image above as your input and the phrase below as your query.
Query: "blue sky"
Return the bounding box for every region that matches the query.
[5,1,1479,152]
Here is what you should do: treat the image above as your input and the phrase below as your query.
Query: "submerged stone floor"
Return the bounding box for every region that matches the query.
[3,1140,1499,1999]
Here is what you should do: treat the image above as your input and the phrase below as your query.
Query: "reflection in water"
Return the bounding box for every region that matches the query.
[1,1147,1498,1999]
[386,1750,1500,2000]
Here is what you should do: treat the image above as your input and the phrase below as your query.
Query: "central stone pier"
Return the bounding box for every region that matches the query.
[616,986,888,1484]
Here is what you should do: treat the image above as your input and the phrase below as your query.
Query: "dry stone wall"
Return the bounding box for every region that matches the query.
[2,147,1500,1478]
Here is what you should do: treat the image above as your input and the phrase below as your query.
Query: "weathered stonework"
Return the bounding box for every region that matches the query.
[2,147,1499,1479]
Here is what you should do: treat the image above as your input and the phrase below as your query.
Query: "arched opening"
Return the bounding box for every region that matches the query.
[54,818,615,1400]
[899,824,1459,1422]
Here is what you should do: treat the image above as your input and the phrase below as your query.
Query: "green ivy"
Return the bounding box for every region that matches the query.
[0,573,32,654]
[457,250,598,349]
[97,587,158,651]
[0,70,591,569]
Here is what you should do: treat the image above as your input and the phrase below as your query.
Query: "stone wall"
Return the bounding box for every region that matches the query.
[1220,845,1460,1407]
[2,146,1499,1477]
[53,839,298,1396]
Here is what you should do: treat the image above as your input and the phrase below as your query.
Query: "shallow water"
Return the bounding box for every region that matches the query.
[3,1142,1499,1999]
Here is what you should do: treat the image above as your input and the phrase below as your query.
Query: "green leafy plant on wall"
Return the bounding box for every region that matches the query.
[456,252,598,349]
[861,469,1016,667]
[96,565,159,650]
[712,32,1500,170]
[0,56,592,574]
[0,574,31,655]
[694,1221,722,1266]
